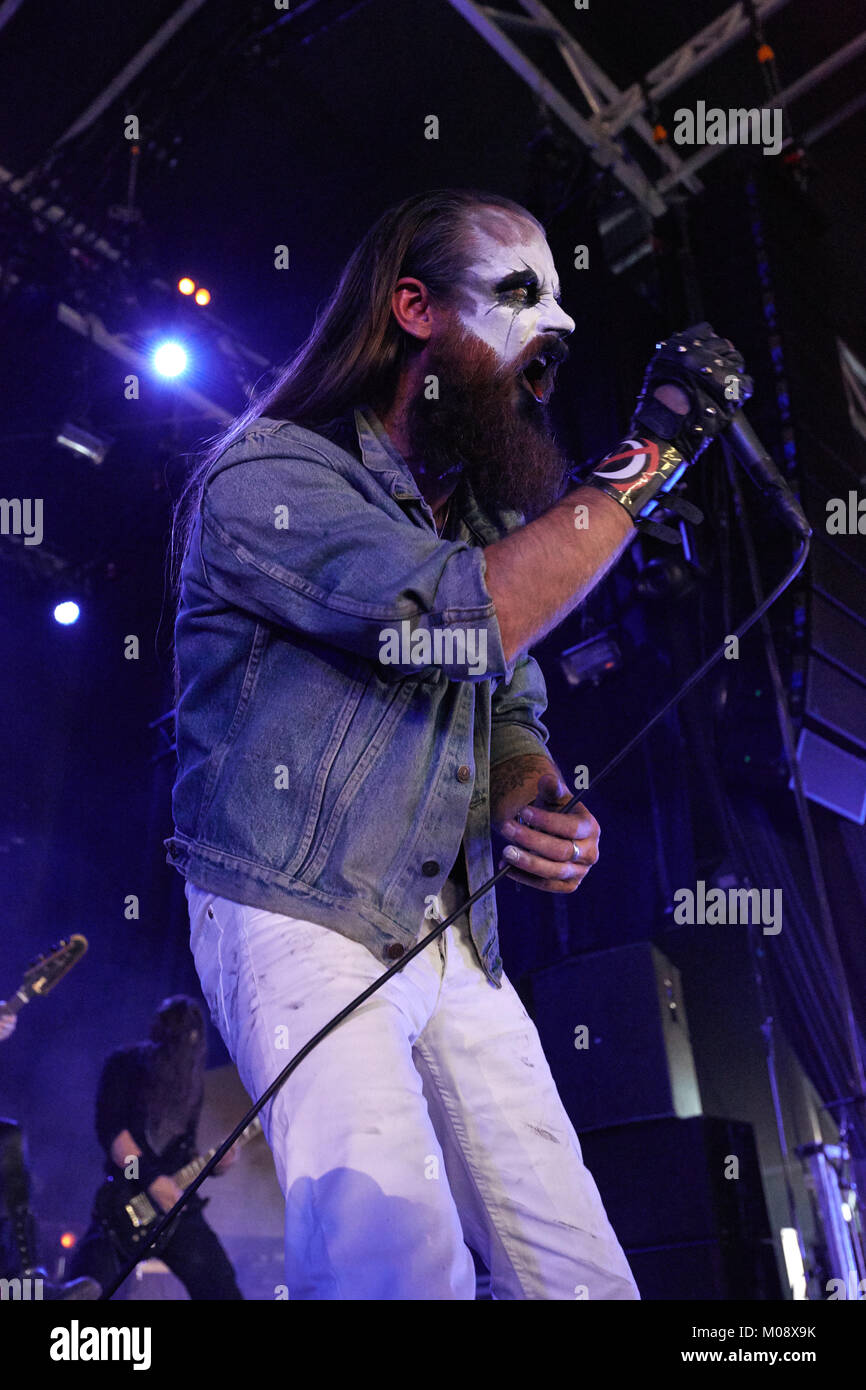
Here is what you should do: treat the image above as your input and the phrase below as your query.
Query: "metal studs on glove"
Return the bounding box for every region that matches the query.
[634,323,754,464]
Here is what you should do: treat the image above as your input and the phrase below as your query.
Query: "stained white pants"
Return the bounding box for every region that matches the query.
[187,879,639,1301]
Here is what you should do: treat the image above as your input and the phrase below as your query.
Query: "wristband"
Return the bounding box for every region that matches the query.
[583,432,688,521]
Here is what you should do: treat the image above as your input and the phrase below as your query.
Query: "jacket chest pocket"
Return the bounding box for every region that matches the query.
[290,672,417,882]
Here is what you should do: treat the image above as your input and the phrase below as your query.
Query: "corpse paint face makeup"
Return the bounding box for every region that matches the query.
[454,223,576,402]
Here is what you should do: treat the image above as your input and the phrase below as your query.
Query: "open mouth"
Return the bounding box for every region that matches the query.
[519,353,557,404]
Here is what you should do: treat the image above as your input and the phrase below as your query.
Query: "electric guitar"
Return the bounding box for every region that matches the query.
[0,935,88,1019]
[94,1115,263,1256]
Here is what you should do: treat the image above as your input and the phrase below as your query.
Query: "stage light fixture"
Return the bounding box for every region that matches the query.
[194,287,211,306]
[55,422,112,466]
[177,277,195,296]
[559,630,623,687]
[152,341,188,378]
[53,600,81,625]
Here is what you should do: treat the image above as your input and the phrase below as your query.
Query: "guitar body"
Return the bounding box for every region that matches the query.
[92,1173,205,1260]
[90,1117,261,1260]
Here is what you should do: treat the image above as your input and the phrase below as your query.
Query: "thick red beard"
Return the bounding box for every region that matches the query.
[403,315,570,521]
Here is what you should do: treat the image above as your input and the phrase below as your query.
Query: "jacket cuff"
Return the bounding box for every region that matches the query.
[490,723,551,771]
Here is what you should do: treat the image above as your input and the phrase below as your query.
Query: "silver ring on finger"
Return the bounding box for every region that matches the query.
[572,841,582,863]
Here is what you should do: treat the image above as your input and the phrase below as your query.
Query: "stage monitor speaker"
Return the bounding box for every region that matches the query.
[578,1117,782,1301]
[624,1239,782,1302]
[806,652,866,751]
[792,726,866,823]
[811,537,866,623]
[527,942,702,1132]
[811,592,866,683]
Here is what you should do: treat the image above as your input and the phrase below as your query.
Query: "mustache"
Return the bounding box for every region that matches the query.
[509,334,570,376]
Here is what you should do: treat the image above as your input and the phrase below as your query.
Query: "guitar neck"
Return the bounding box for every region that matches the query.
[5,937,88,1016]
[173,1149,216,1190]
[3,991,30,1018]
[171,1116,261,1189]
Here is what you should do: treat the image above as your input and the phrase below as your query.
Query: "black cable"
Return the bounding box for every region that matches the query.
[99,497,809,1299]
[720,440,866,1285]
[726,441,866,1100]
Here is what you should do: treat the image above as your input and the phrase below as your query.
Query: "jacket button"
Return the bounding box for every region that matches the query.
[457,765,472,782]
[422,860,440,877]
[386,943,405,960]
[207,907,214,919]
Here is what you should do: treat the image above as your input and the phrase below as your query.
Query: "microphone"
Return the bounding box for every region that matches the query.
[726,414,812,540]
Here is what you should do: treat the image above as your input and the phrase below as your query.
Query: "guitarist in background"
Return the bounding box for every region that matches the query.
[70,995,243,1299]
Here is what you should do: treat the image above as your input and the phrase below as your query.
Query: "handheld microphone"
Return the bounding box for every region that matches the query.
[726,414,812,540]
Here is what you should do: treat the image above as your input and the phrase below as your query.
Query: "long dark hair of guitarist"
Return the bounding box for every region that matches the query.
[144,996,206,1154]
[70,995,243,1299]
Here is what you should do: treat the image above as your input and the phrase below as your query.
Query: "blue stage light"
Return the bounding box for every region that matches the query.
[152,341,189,378]
[53,600,80,625]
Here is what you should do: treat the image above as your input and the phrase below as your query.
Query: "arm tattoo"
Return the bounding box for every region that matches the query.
[490,753,554,801]
[489,752,564,825]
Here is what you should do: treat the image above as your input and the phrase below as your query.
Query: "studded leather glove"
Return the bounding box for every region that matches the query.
[584,323,753,524]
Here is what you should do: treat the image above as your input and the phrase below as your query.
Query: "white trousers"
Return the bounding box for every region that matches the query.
[187,879,639,1301]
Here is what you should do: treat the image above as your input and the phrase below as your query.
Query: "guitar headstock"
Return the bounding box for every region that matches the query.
[20,934,88,1000]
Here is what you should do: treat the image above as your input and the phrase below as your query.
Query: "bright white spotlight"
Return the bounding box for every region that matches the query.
[53,601,80,625]
[152,341,188,378]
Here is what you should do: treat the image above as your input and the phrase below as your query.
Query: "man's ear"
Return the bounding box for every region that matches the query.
[390,277,435,343]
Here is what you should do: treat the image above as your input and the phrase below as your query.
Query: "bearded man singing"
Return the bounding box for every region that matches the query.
[167,189,750,1300]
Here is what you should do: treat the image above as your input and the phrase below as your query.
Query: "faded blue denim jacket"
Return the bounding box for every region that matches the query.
[166,406,552,986]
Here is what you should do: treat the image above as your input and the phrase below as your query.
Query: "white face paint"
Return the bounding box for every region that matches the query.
[455,222,576,367]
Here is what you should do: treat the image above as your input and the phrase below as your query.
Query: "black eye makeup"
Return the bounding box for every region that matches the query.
[495,271,541,306]
[492,266,562,308]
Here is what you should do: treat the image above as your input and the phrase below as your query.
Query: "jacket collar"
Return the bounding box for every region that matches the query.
[352,405,524,544]
[354,406,409,477]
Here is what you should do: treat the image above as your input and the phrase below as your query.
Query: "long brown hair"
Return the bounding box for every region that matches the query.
[169,188,544,605]
[143,995,206,1154]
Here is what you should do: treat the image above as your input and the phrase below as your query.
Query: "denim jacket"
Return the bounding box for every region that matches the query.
[166,406,552,987]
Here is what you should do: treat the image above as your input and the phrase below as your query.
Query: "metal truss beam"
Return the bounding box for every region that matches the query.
[656,28,866,195]
[506,0,704,196]
[445,0,669,217]
[445,0,864,223]
[445,0,795,216]
[52,0,208,151]
[601,0,793,135]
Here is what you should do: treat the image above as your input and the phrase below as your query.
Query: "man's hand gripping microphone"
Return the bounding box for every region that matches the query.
[583,323,754,540]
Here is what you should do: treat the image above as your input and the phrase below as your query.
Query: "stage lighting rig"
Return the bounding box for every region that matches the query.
[0,162,267,422]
